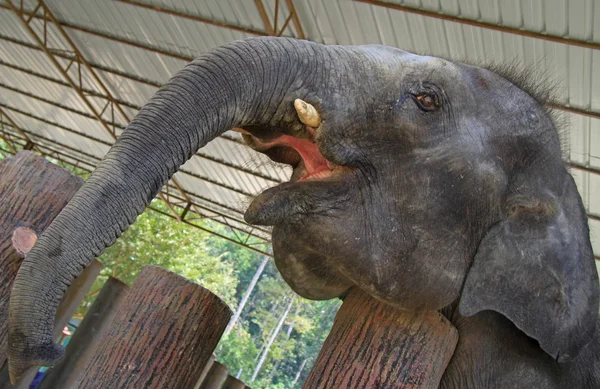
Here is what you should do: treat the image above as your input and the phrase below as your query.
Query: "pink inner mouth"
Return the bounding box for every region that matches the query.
[259,134,335,181]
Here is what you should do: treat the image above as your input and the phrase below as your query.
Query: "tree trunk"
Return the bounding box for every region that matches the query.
[224,256,269,336]
[251,295,296,382]
[253,294,289,363]
[303,288,458,389]
[75,266,232,388]
[198,361,228,389]
[222,375,246,389]
[292,358,308,386]
[0,151,83,366]
[39,277,129,389]
[267,304,300,381]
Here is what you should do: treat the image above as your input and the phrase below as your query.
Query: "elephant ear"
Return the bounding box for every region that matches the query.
[459,169,599,363]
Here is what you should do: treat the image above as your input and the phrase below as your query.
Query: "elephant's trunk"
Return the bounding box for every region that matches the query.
[7,37,350,382]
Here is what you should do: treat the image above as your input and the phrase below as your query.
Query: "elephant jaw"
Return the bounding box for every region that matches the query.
[243,130,350,226]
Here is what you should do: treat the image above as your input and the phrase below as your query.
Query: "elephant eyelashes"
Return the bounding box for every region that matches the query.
[414,93,439,111]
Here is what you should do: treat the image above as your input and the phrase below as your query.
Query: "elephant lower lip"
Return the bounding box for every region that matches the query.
[244,131,350,225]
[245,166,350,226]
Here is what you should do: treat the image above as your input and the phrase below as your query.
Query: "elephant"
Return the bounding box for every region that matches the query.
[6,37,600,388]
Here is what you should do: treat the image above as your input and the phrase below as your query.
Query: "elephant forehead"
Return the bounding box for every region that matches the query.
[355,45,461,78]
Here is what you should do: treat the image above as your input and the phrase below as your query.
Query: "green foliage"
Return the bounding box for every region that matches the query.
[217,328,258,376]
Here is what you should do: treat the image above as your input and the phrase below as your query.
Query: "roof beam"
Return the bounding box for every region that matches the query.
[0,107,44,155]
[1,8,597,121]
[0,81,128,128]
[0,123,18,153]
[255,0,304,38]
[0,82,281,183]
[0,41,245,147]
[115,0,269,37]
[0,32,163,87]
[285,0,306,40]
[357,0,600,51]
[255,0,275,35]
[0,59,143,110]
[0,102,260,197]
[5,0,125,141]
[147,206,271,257]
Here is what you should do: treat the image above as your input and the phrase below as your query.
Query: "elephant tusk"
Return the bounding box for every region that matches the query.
[294,99,321,128]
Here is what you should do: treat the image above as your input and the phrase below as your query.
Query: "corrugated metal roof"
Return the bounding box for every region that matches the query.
[0,0,598,258]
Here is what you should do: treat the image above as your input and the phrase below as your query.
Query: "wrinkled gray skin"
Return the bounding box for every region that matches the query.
[7,37,600,387]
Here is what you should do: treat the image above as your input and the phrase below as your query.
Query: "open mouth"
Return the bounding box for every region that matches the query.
[241,99,351,225]
[240,99,349,184]
[243,129,344,183]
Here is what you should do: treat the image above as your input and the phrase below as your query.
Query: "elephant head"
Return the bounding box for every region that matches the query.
[7,37,598,381]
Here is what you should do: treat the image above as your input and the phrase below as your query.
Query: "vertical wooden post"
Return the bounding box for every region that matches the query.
[222,375,246,389]
[0,151,84,365]
[303,288,458,389]
[75,266,232,388]
[193,354,216,389]
[40,277,129,389]
[198,361,228,389]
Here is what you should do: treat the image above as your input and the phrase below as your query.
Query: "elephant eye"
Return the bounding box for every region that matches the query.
[414,93,439,111]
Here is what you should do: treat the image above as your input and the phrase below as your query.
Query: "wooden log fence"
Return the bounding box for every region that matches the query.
[193,354,216,389]
[198,361,228,389]
[75,266,232,388]
[39,277,129,389]
[303,288,458,389]
[0,152,462,389]
[221,375,246,389]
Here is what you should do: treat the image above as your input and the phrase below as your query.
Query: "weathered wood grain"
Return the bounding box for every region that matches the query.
[76,266,232,388]
[193,354,215,389]
[198,361,228,389]
[0,151,84,366]
[222,375,246,389]
[303,288,458,389]
[40,277,129,389]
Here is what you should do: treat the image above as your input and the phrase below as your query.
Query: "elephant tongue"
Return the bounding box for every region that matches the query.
[265,135,331,180]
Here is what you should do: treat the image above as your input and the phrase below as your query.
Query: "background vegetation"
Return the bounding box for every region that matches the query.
[0,142,341,388]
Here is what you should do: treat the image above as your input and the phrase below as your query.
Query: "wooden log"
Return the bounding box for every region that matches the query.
[0,260,102,389]
[10,228,37,258]
[40,277,129,389]
[222,375,246,389]
[193,354,216,389]
[303,288,458,389]
[0,151,84,366]
[198,361,228,389]
[75,266,232,388]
